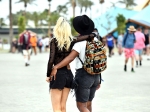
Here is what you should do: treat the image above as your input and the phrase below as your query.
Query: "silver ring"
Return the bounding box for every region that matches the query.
[50,76,53,77]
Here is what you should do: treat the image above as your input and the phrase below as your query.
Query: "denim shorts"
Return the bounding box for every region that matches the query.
[49,67,73,90]
[75,68,100,103]
[134,49,143,55]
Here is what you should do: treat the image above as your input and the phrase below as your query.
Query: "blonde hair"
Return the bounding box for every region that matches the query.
[53,17,73,51]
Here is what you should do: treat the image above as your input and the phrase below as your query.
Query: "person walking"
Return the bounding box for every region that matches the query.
[117,33,124,55]
[144,29,150,60]
[19,30,31,66]
[50,15,103,112]
[11,38,18,53]
[122,26,136,72]
[37,37,43,53]
[106,33,115,57]
[30,32,37,55]
[134,27,145,67]
[46,16,96,112]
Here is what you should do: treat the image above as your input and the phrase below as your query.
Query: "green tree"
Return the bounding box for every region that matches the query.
[18,16,26,34]
[29,11,39,28]
[116,14,126,34]
[77,0,94,14]
[57,5,68,17]
[11,11,23,25]
[49,11,60,26]
[0,18,6,27]
[39,9,49,27]
[118,0,137,9]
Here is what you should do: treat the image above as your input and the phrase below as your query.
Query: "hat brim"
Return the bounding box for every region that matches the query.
[73,16,94,35]
[127,28,136,32]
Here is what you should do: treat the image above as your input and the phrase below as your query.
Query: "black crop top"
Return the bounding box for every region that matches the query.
[46,35,94,77]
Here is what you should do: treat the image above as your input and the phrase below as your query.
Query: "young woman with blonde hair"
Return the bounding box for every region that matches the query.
[46,17,95,112]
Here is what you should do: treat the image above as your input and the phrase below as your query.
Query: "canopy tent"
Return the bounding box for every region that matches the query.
[129,5,150,28]
[93,7,137,37]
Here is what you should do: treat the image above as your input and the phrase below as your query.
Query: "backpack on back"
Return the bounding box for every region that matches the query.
[78,40,107,75]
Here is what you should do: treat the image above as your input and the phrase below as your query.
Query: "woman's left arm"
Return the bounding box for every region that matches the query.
[46,39,56,83]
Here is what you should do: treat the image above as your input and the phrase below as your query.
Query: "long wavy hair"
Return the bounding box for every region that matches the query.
[53,17,73,51]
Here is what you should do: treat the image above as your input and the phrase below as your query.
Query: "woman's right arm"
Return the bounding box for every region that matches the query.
[46,39,56,77]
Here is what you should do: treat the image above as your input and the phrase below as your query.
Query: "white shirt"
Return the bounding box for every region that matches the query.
[72,37,98,69]
[44,37,50,46]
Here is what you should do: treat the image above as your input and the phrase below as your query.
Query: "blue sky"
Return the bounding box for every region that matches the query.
[0,0,142,23]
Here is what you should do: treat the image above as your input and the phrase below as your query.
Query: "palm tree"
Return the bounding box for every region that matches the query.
[116,14,126,34]
[16,0,36,15]
[1,0,13,51]
[66,0,76,17]
[99,0,104,4]
[118,0,137,9]
[9,0,13,52]
[57,5,68,16]
[77,0,93,15]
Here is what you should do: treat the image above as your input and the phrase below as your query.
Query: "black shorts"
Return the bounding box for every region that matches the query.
[75,68,100,103]
[45,45,49,48]
[49,67,73,90]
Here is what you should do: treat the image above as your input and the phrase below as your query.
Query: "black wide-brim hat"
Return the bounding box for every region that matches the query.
[73,15,94,35]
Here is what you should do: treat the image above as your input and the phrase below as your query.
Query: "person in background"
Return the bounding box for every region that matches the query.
[30,32,37,55]
[11,38,18,53]
[93,28,103,42]
[19,30,31,66]
[122,26,136,72]
[134,27,145,67]
[106,33,115,57]
[37,37,43,53]
[41,36,46,52]
[144,29,150,60]
[44,36,50,52]
[117,33,124,55]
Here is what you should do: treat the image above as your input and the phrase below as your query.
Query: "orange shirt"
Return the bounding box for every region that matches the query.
[30,36,37,47]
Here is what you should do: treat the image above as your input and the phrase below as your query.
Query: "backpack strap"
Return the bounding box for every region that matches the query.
[78,56,84,65]
[123,33,128,46]
[78,40,90,65]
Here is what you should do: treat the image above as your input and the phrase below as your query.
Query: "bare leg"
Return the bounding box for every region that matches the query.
[124,58,129,71]
[131,57,134,68]
[146,46,150,60]
[77,102,90,112]
[50,89,62,112]
[61,88,70,112]
[139,55,142,66]
[87,101,92,112]
[135,54,139,67]
[125,58,129,65]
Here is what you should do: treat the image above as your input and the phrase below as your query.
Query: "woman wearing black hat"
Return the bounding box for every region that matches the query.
[46,17,95,112]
